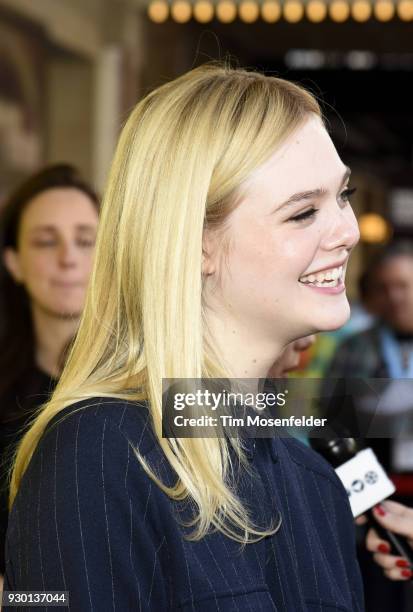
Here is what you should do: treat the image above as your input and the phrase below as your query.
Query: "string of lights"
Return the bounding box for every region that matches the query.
[147,0,413,23]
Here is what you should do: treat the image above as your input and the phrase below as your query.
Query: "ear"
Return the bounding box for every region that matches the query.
[3,247,24,283]
[202,229,217,276]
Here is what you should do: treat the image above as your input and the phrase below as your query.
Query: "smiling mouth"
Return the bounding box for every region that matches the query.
[298,265,345,288]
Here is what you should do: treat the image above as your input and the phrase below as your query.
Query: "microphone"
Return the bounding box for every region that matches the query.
[310,436,413,567]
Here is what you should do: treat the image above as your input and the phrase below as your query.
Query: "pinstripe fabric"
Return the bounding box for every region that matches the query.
[4,398,364,611]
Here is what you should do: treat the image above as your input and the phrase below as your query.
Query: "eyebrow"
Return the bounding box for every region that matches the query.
[30,224,96,233]
[273,166,352,213]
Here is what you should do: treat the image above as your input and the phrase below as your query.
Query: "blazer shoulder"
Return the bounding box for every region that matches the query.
[278,436,347,496]
[44,396,158,457]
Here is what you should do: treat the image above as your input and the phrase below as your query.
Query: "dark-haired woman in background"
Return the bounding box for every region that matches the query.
[0,164,99,582]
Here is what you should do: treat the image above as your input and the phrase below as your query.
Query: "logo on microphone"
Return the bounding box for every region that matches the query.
[346,470,379,496]
[365,470,379,485]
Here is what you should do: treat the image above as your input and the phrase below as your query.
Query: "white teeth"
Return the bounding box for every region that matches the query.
[315,279,338,287]
[299,265,343,285]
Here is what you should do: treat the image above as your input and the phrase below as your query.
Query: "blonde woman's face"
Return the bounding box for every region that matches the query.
[4,188,98,319]
[205,115,360,345]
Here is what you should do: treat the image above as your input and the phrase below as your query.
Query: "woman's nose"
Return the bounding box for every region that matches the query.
[58,242,78,267]
[323,206,360,252]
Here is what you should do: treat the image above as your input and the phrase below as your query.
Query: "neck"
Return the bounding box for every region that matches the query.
[206,307,285,384]
[31,304,80,378]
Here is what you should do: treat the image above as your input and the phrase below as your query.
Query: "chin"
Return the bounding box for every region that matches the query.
[317,312,350,332]
[49,303,83,318]
[303,302,350,334]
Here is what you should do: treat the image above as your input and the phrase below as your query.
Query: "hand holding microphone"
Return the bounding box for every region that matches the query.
[365,500,413,581]
[309,436,413,573]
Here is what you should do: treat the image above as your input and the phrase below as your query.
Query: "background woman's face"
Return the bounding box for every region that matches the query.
[4,187,98,318]
[206,114,360,345]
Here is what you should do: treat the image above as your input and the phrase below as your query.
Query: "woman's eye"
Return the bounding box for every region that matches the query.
[289,208,318,223]
[340,186,357,203]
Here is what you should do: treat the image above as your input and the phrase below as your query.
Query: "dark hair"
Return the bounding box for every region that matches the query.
[0,164,99,418]
[370,240,413,268]
[358,240,413,300]
[358,268,374,301]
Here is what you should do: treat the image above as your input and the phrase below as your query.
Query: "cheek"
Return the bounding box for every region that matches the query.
[276,236,313,268]
[21,251,55,285]
[82,251,95,273]
[228,224,282,287]
[230,225,311,286]
[228,221,319,286]
[217,210,326,325]
[280,221,324,272]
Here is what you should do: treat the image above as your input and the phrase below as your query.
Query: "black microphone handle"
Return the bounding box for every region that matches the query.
[366,509,413,567]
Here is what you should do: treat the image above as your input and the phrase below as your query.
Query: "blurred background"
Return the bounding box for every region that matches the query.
[1,0,413,296]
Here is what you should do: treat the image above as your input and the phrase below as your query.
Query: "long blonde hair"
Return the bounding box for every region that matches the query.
[10,62,321,543]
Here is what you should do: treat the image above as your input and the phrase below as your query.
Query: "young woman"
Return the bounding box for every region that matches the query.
[4,64,363,611]
[0,164,99,581]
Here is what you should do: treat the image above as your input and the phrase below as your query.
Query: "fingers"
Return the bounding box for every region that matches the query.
[381,564,413,581]
[366,528,413,581]
[371,502,413,540]
[366,527,389,553]
[379,500,413,518]
[355,514,367,526]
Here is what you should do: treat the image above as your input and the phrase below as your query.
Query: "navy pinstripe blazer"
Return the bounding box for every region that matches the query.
[4,398,364,611]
